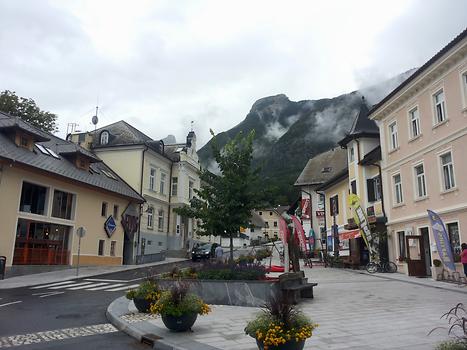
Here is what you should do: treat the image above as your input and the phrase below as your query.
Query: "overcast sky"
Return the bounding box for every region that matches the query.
[1,1,466,146]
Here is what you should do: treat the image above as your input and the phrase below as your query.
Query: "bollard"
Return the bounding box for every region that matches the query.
[0,256,6,280]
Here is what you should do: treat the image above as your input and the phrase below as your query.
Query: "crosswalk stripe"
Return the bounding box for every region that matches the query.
[67,283,109,290]
[49,282,94,290]
[31,281,76,289]
[105,284,140,292]
[84,278,128,283]
[39,292,65,298]
[86,283,122,291]
[0,300,22,308]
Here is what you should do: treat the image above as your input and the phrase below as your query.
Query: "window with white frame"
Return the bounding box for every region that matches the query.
[409,107,420,138]
[440,152,455,191]
[188,180,194,199]
[433,90,446,124]
[414,164,427,198]
[397,231,406,259]
[100,131,109,145]
[171,177,178,196]
[349,146,355,162]
[367,175,381,202]
[149,168,155,190]
[446,222,461,255]
[389,121,398,150]
[158,209,164,231]
[160,173,166,194]
[393,173,403,204]
[147,207,153,229]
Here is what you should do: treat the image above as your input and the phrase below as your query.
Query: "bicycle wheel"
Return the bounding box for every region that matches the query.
[366,262,378,274]
[384,261,398,273]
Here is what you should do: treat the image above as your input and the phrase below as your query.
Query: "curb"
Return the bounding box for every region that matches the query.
[106,296,221,350]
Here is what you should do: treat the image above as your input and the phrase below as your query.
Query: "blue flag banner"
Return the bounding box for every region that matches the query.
[427,210,456,271]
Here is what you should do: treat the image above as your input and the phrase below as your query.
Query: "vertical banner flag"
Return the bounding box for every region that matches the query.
[301,198,311,219]
[308,229,315,251]
[278,217,289,248]
[427,210,456,271]
[291,215,309,253]
[348,194,376,255]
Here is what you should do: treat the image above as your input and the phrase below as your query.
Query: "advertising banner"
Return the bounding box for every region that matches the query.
[427,210,456,271]
[301,198,311,220]
[348,194,376,255]
[291,215,309,253]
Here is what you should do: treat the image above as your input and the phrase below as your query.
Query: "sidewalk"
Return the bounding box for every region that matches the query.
[0,258,187,289]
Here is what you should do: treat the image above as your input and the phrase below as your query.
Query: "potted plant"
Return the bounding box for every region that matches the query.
[429,303,467,349]
[432,259,444,281]
[245,295,318,350]
[150,281,211,332]
[126,280,161,313]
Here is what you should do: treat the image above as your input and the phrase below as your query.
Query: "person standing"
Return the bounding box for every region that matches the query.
[215,244,224,263]
[461,243,467,277]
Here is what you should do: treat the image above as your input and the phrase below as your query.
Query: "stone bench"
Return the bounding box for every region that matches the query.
[279,272,318,304]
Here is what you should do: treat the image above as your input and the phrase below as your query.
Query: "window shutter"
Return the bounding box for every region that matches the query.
[367,179,375,202]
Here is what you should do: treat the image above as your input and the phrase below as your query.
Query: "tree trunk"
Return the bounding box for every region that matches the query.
[229,233,234,263]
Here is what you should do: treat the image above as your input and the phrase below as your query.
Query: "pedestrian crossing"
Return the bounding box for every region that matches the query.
[30,279,140,293]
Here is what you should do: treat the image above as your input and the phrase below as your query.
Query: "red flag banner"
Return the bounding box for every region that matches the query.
[301,198,311,219]
[279,217,289,247]
[291,215,309,253]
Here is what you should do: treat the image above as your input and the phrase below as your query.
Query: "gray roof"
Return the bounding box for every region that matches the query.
[0,115,50,142]
[90,120,152,148]
[0,112,143,202]
[294,147,348,186]
[250,211,266,228]
[339,98,379,147]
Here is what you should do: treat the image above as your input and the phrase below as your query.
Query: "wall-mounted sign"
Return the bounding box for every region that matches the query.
[301,198,311,219]
[316,210,325,217]
[104,216,117,238]
[367,206,376,223]
[121,204,139,240]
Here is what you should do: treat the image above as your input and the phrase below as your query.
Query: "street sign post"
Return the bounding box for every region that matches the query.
[76,227,86,277]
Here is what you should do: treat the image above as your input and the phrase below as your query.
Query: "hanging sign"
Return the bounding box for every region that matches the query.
[301,198,311,219]
[427,210,456,271]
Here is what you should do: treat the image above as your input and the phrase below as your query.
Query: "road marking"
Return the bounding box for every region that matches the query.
[31,281,76,289]
[39,292,64,298]
[84,278,128,283]
[105,284,140,292]
[49,282,94,290]
[67,283,108,290]
[0,301,22,308]
[0,323,117,348]
[32,292,54,296]
[86,283,122,291]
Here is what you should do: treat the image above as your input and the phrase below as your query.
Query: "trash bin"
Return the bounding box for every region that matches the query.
[0,256,6,280]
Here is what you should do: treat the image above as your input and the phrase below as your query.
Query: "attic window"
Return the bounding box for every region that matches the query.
[101,169,117,180]
[322,167,332,173]
[100,131,109,145]
[35,144,60,159]
[46,148,60,159]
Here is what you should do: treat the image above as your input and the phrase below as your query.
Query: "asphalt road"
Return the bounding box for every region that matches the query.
[0,260,193,350]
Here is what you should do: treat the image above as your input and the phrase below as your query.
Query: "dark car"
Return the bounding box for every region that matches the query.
[191,243,219,261]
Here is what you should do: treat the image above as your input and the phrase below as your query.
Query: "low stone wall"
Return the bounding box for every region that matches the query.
[156,278,281,307]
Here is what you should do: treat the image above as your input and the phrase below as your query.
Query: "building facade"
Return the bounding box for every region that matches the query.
[69,121,200,257]
[369,28,467,276]
[0,112,143,272]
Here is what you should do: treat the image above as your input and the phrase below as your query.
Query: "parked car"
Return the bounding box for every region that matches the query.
[191,243,219,261]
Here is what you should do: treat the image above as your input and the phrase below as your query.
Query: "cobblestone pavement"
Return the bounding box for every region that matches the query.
[125,266,466,350]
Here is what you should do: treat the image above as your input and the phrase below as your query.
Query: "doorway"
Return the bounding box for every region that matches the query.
[406,235,426,277]
[420,227,432,276]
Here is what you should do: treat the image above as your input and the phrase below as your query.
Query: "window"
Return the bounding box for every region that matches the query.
[250,227,255,233]
[19,182,47,215]
[367,176,381,202]
[330,195,339,215]
[321,167,332,173]
[446,222,460,256]
[98,240,105,256]
[409,107,420,138]
[110,241,116,256]
[100,131,109,145]
[389,121,398,150]
[147,207,153,229]
[149,168,155,190]
[172,177,178,196]
[349,146,355,162]
[188,180,194,199]
[158,209,164,231]
[433,90,446,124]
[440,152,455,191]
[414,164,427,198]
[20,136,29,148]
[393,174,403,204]
[397,231,406,259]
[101,202,107,217]
[52,190,74,220]
[269,212,273,216]
[259,211,262,216]
[273,221,278,227]
[160,173,166,194]
[113,205,119,219]
[350,180,357,195]
[463,72,467,106]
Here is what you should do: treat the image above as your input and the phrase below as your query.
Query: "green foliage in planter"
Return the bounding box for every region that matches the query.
[197,262,266,280]
[236,254,255,265]
[126,280,160,301]
[433,259,442,267]
[255,248,272,261]
[430,303,467,349]
[435,340,467,350]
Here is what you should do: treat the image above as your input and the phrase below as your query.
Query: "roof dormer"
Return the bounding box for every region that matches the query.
[0,115,50,151]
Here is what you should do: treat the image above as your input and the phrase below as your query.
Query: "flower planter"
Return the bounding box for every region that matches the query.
[255,338,305,350]
[133,297,152,313]
[161,312,198,332]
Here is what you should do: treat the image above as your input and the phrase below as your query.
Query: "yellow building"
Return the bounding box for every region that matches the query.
[0,112,143,274]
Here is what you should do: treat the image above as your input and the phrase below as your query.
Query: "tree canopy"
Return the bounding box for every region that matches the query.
[176,129,265,261]
[0,90,58,133]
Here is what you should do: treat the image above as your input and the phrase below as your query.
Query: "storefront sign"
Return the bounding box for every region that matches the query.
[427,210,456,271]
[348,194,376,256]
[301,198,311,220]
[366,206,376,223]
[339,229,361,241]
[316,210,325,217]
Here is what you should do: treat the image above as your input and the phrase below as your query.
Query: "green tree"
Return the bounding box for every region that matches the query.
[0,90,58,133]
[176,130,264,262]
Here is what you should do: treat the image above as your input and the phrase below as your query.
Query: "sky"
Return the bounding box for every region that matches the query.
[1,0,466,147]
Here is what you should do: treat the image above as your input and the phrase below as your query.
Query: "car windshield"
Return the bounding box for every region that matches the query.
[195,244,211,250]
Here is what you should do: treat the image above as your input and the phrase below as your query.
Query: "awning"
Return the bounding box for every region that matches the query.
[339,229,361,240]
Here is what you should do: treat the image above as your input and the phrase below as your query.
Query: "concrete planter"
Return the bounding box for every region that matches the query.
[431,266,444,280]
[156,278,281,307]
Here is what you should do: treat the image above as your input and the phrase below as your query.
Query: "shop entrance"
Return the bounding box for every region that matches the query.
[406,235,426,277]
[420,227,432,276]
[13,219,70,265]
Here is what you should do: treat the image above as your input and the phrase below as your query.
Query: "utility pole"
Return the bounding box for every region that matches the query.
[332,197,339,258]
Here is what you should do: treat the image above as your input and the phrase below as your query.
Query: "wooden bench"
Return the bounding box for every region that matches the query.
[279,272,318,304]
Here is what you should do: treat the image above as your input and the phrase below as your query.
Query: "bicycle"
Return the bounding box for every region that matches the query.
[366,260,397,274]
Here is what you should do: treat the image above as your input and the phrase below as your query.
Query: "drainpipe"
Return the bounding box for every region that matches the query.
[137,145,148,264]
[166,152,173,255]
